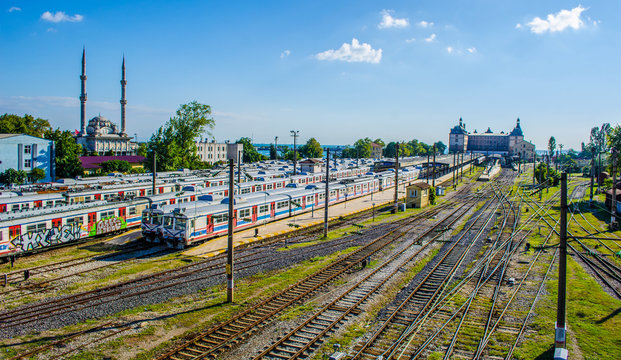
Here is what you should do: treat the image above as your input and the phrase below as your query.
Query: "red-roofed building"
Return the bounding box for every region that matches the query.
[79,155,146,175]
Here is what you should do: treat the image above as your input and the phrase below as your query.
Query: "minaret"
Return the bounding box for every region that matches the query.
[80,47,87,136]
[120,56,127,136]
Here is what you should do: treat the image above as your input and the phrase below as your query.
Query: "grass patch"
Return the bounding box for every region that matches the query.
[514,257,621,360]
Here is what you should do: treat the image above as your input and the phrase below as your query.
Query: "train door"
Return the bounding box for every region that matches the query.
[119,207,126,220]
[315,193,319,206]
[9,225,20,239]
[52,218,62,228]
[34,200,42,208]
[206,215,214,233]
[118,191,124,198]
[233,210,237,228]
[170,199,176,205]
[190,195,196,202]
[94,194,101,201]
[140,189,145,196]
[0,204,6,213]
[302,196,306,209]
[270,202,275,217]
[252,206,257,222]
[158,186,164,194]
[263,184,267,191]
[88,212,97,227]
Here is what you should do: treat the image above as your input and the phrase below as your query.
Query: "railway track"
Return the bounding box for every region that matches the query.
[154,192,486,360]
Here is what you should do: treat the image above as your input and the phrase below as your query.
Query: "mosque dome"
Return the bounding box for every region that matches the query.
[86,115,120,136]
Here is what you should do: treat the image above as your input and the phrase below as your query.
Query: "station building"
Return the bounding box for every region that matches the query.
[449,118,535,160]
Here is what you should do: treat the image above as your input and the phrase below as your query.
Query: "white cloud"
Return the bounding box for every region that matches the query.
[8,6,21,12]
[378,10,409,29]
[46,27,57,33]
[467,47,477,53]
[405,38,416,43]
[316,38,382,64]
[424,33,436,42]
[280,50,290,59]
[41,11,83,23]
[417,20,434,28]
[447,46,454,54]
[520,5,587,34]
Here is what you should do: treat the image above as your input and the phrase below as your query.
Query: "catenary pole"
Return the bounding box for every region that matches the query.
[555,172,568,360]
[612,148,617,228]
[152,152,156,196]
[323,148,330,238]
[432,144,436,188]
[227,159,235,303]
[394,143,400,213]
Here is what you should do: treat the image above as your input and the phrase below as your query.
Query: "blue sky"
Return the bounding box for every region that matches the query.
[1,1,619,150]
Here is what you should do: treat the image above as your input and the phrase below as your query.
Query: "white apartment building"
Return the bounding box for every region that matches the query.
[196,140,243,164]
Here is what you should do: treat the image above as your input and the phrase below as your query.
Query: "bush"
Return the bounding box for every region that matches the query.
[429,186,436,205]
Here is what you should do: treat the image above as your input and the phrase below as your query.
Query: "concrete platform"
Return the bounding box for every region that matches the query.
[184,165,475,258]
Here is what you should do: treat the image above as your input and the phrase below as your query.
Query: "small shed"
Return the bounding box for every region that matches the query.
[406,181,431,208]
[300,158,322,173]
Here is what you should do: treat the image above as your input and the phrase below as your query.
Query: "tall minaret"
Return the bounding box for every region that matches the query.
[120,56,127,136]
[80,47,87,135]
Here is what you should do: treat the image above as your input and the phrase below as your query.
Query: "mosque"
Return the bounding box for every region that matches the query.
[75,48,137,156]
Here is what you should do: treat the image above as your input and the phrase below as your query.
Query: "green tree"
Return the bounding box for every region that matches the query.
[353,138,372,158]
[137,142,147,157]
[29,168,46,183]
[0,113,51,138]
[100,160,132,173]
[104,150,115,156]
[384,142,408,158]
[299,137,322,158]
[269,144,279,160]
[434,141,447,155]
[45,129,83,179]
[237,137,267,163]
[0,168,27,186]
[146,101,215,171]
[429,186,436,205]
[548,136,556,162]
[282,148,300,161]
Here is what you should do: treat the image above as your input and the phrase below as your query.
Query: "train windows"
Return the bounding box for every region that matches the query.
[241,188,251,194]
[276,182,283,188]
[174,218,187,231]
[259,205,269,213]
[21,203,30,210]
[26,223,46,233]
[153,214,163,225]
[239,208,251,219]
[276,201,289,209]
[142,213,150,224]
[11,204,19,212]
[129,207,137,215]
[164,216,174,228]
[213,213,228,224]
[67,217,84,226]
[100,210,115,219]
[266,184,273,190]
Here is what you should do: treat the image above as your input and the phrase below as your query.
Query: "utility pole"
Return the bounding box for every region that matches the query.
[152,152,156,196]
[555,172,568,360]
[427,152,431,184]
[290,130,299,175]
[612,148,617,228]
[227,159,235,303]
[237,151,241,185]
[432,144,436,188]
[394,143,400,213]
[533,152,536,188]
[324,148,330,238]
[453,152,456,189]
[590,155,595,207]
[274,136,278,160]
[460,152,464,182]
[470,152,473,175]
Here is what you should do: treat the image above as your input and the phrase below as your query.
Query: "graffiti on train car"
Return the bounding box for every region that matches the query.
[10,224,83,252]
[89,216,127,236]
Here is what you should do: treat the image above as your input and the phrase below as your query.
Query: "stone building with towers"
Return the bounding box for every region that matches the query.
[449,118,534,159]
[75,48,137,156]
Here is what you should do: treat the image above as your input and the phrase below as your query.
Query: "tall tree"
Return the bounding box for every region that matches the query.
[146,101,215,171]
[269,143,278,160]
[353,137,372,158]
[373,138,385,147]
[237,137,268,163]
[299,137,322,158]
[433,141,447,155]
[0,113,51,138]
[45,129,83,179]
